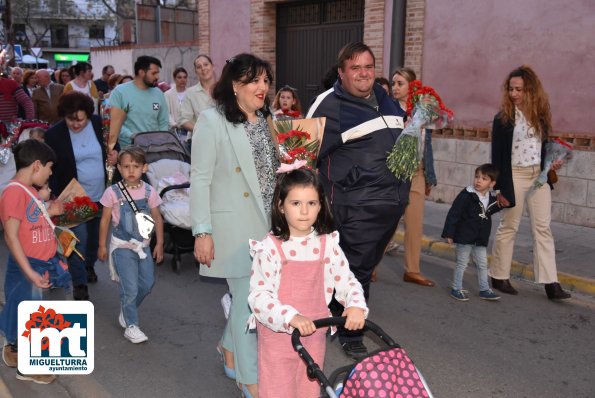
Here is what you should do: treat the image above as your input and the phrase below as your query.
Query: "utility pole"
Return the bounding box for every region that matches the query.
[3,0,10,40]
[2,0,15,67]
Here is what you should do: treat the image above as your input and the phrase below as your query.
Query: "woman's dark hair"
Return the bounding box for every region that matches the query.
[212,53,273,124]
[271,168,334,241]
[173,67,188,79]
[57,91,95,119]
[23,70,36,86]
[71,62,92,77]
[58,68,72,84]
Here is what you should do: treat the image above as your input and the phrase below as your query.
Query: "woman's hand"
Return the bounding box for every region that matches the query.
[194,235,214,267]
[550,159,563,171]
[342,307,366,331]
[290,314,316,336]
[107,150,118,166]
[425,183,432,196]
[496,193,510,208]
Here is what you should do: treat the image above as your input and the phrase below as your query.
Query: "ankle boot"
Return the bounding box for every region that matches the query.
[491,277,518,295]
[545,283,571,300]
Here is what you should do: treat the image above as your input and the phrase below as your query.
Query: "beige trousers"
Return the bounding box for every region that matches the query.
[489,165,559,283]
[403,167,426,273]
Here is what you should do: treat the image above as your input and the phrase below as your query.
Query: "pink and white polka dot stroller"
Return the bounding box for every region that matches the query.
[291,317,434,398]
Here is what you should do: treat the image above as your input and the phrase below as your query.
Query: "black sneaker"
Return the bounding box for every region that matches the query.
[73,285,89,300]
[87,266,98,283]
[341,341,368,360]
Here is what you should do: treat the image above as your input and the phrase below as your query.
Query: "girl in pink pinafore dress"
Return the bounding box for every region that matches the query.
[248,168,368,398]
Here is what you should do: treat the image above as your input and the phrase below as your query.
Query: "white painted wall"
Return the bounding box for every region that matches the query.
[91,48,135,77]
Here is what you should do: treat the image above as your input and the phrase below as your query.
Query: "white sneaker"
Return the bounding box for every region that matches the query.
[124,325,148,344]
[221,292,232,320]
[118,311,126,328]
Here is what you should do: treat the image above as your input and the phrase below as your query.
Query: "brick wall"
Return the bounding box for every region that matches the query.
[363,0,386,76]
[430,129,595,228]
[252,1,277,70]
[197,0,210,55]
[403,0,425,79]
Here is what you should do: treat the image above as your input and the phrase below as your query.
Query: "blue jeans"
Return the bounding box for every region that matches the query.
[453,244,489,291]
[69,217,101,286]
[112,247,154,327]
[0,256,71,344]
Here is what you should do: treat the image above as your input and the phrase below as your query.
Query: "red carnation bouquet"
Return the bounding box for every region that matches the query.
[52,196,99,227]
[273,118,325,169]
[51,179,100,228]
[387,80,454,180]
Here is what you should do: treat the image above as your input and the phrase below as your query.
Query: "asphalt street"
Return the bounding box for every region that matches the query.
[0,239,594,397]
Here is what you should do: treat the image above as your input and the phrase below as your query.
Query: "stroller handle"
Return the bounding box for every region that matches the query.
[159,182,190,198]
[290,317,399,398]
[291,317,398,351]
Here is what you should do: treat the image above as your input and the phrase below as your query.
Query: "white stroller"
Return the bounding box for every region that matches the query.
[133,131,196,273]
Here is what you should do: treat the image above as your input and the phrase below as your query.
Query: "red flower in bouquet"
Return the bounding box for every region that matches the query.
[275,128,318,168]
[405,80,453,119]
[282,109,302,118]
[387,80,454,181]
[52,196,99,226]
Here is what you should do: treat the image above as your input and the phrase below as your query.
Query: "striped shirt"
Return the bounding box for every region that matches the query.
[0,78,34,121]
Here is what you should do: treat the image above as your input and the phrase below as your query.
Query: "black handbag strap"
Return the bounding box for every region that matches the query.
[117,181,141,215]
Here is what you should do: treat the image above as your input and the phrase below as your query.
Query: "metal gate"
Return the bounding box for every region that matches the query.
[276,0,364,109]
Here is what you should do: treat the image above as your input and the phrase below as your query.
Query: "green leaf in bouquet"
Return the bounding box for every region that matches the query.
[274,119,293,134]
[386,135,420,181]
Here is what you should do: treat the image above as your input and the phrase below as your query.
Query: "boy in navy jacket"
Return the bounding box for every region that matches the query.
[442,164,502,301]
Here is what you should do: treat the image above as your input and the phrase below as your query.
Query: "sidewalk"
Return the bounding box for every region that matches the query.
[391,200,595,296]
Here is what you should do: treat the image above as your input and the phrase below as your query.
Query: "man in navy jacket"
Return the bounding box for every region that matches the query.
[307,42,409,359]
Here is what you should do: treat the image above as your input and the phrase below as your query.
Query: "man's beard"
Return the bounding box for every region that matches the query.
[142,77,157,88]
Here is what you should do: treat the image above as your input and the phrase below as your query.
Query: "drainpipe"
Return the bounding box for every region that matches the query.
[389,0,406,76]
[155,5,162,42]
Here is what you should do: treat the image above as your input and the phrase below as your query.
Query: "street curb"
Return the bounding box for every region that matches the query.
[392,231,595,296]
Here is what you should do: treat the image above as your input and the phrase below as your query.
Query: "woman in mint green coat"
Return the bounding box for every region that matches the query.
[190,54,278,397]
